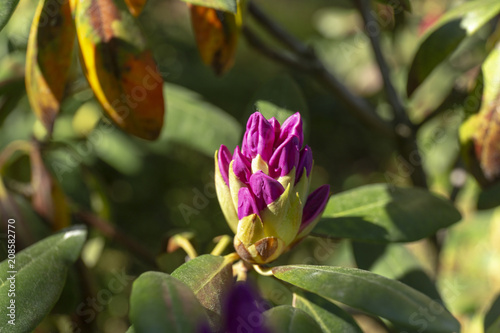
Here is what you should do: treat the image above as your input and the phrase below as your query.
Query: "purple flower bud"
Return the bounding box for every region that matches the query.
[295,145,313,184]
[277,112,303,148]
[300,185,330,231]
[237,187,260,219]
[269,136,300,178]
[269,117,281,143]
[232,146,251,184]
[242,112,275,162]
[248,171,285,211]
[218,145,232,185]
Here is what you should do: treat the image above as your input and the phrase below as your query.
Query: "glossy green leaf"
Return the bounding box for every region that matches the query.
[157,83,242,156]
[407,0,500,96]
[129,271,208,333]
[180,0,237,13]
[0,227,87,332]
[312,184,461,243]
[0,0,19,31]
[265,305,323,333]
[272,265,460,332]
[293,294,362,333]
[172,254,234,316]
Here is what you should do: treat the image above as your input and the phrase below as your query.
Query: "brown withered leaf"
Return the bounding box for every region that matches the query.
[190,4,241,75]
[30,142,71,230]
[25,0,75,134]
[74,0,165,140]
[123,0,148,17]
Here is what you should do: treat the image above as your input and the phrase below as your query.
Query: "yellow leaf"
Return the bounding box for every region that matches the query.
[25,0,75,133]
[74,0,165,140]
[190,4,242,75]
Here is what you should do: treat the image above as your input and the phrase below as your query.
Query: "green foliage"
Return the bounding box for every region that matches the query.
[0,227,86,332]
[0,0,19,32]
[313,184,461,242]
[179,0,238,13]
[272,265,460,332]
[265,305,323,333]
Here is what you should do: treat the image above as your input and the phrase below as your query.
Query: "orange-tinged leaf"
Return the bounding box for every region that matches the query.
[124,0,148,17]
[25,0,75,134]
[74,0,165,140]
[190,4,241,75]
[30,142,71,231]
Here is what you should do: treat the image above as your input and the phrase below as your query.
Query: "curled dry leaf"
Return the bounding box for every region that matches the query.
[25,0,75,133]
[190,4,241,75]
[74,0,165,140]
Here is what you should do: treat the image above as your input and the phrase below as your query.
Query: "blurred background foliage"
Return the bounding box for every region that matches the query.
[1,0,500,332]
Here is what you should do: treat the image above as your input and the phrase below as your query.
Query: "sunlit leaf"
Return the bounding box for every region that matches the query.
[265,305,323,333]
[74,0,165,140]
[407,0,500,96]
[0,227,87,332]
[190,4,241,75]
[124,0,148,16]
[25,0,75,133]
[182,0,237,13]
[0,0,20,31]
[312,184,461,243]
[293,293,362,333]
[129,271,208,333]
[272,265,460,332]
[30,142,71,230]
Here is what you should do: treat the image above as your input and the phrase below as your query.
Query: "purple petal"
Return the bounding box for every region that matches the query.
[242,112,275,162]
[269,136,300,178]
[218,145,232,185]
[232,146,251,184]
[301,185,330,230]
[295,145,313,185]
[277,112,303,148]
[269,117,281,143]
[223,283,271,333]
[237,187,260,219]
[248,171,285,211]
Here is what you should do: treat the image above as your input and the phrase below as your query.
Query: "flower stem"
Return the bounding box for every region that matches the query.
[210,235,232,256]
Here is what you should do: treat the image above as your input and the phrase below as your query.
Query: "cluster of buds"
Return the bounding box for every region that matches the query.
[215,112,330,264]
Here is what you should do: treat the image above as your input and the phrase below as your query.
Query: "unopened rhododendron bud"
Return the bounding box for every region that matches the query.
[215,112,330,264]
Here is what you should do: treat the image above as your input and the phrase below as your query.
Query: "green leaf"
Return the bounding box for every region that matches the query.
[407,0,500,96]
[312,184,461,243]
[129,271,208,333]
[172,254,234,316]
[272,265,460,332]
[0,0,19,31]
[157,83,242,156]
[293,293,362,333]
[265,305,323,333]
[179,0,237,13]
[0,226,87,332]
[485,294,500,333]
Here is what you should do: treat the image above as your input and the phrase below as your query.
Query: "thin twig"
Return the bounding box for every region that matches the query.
[75,211,157,268]
[242,26,394,138]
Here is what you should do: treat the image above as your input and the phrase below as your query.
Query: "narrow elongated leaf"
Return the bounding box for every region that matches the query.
[30,142,71,230]
[74,0,165,140]
[26,0,75,133]
[190,4,241,75]
[182,0,237,13]
[312,184,461,243]
[293,294,362,333]
[407,0,500,96]
[124,0,147,16]
[272,265,460,332]
[0,0,19,31]
[265,305,323,333]
[171,254,235,316]
[0,227,87,332]
[129,271,208,333]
